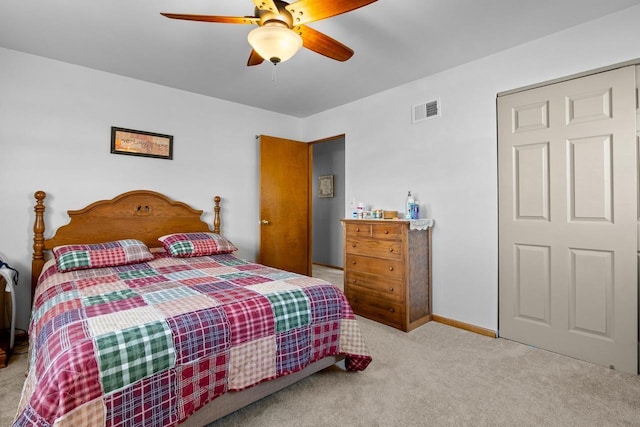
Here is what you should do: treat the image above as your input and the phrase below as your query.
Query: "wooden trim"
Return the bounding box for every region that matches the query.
[308,133,346,145]
[312,262,343,270]
[307,142,313,276]
[432,315,497,338]
[309,133,345,274]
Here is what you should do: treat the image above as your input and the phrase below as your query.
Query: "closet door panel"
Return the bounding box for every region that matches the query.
[499,65,637,374]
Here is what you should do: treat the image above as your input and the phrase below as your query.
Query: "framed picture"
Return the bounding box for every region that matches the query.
[111,127,173,160]
[318,174,334,198]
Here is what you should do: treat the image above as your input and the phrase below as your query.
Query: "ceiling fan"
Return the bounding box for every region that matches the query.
[161,0,378,66]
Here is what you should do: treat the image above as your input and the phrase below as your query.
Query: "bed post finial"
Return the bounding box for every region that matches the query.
[213,196,221,234]
[32,191,46,299]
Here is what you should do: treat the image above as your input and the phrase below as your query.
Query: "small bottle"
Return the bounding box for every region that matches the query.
[413,200,420,219]
[357,202,364,219]
[405,191,415,219]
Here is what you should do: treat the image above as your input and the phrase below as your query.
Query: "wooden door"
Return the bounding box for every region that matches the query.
[259,135,311,275]
[498,66,638,373]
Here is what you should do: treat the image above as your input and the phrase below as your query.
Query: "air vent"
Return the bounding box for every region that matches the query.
[412,99,441,123]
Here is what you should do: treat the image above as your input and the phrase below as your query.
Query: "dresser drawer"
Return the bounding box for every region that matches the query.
[345,237,402,259]
[371,223,403,240]
[345,222,403,241]
[345,254,404,279]
[345,222,372,238]
[346,288,403,328]
[345,271,403,302]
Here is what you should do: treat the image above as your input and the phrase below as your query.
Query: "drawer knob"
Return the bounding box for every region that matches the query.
[355,227,360,232]
[384,230,389,234]
[388,247,394,252]
[389,287,394,292]
[388,308,395,313]
[388,266,394,271]
[352,260,356,265]
[352,279,358,284]
[352,243,357,247]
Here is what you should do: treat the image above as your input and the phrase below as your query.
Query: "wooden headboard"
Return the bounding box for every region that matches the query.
[32,190,221,298]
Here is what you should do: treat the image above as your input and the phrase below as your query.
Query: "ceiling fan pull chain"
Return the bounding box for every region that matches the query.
[271,64,277,84]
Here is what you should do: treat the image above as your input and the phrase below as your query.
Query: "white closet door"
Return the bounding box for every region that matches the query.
[498,66,638,374]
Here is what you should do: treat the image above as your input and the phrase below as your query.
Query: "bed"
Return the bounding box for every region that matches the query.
[15,190,371,426]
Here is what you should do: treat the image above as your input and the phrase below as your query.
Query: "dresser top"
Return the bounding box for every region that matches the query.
[342,218,434,230]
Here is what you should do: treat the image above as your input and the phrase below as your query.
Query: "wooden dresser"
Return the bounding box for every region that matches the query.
[342,219,432,332]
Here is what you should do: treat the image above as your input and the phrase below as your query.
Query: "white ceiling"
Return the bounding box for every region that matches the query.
[2,0,640,117]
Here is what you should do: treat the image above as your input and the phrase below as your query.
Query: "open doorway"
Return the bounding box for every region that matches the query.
[311,135,345,270]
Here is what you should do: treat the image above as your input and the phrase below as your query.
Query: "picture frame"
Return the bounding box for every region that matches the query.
[318,174,334,198]
[111,127,173,160]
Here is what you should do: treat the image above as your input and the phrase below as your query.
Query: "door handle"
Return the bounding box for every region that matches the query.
[260,219,270,225]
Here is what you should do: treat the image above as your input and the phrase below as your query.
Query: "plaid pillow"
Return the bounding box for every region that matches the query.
[158,232,237,257]
[53,239,154,272]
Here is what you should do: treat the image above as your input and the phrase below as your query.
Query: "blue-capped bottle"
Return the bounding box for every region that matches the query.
[405,191,415,219]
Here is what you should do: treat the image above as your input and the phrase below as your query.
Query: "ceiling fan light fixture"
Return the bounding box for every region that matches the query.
[248,23,303,65]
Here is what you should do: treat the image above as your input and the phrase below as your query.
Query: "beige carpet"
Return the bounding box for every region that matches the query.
[2,267,639,426]
[209,319,640,427]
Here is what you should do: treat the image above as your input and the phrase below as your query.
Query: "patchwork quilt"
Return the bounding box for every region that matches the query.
[14,252,371,426]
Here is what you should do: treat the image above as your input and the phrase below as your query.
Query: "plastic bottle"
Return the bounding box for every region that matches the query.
[413,200,420,219]
[405,191,415,219]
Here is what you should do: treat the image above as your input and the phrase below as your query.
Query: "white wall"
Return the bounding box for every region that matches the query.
[302,5,640,332]
[0,47,302,330]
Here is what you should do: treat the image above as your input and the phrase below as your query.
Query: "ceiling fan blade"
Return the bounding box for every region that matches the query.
[247,49,265,66]
[298,25,353,62]
[160,13,258,25]
[252,0,280,13]
[286,0,377,26]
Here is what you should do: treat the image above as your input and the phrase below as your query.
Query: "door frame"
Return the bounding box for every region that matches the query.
[310,134,346,269]
[497,58,640,97]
